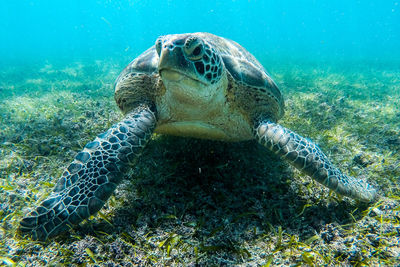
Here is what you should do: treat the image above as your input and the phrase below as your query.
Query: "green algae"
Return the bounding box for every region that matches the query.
[0,59,399,266]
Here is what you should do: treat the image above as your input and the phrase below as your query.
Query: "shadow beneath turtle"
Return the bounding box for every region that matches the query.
[77,135,368,262]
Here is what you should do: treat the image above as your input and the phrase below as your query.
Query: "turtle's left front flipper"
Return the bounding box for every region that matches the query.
[20,105,156,241]
[254,121,377,202]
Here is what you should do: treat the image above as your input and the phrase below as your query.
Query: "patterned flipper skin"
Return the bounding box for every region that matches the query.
[20,105,156,241]
[255,121,377,202]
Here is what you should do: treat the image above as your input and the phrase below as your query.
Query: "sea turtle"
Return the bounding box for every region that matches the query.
[20,32,377,241]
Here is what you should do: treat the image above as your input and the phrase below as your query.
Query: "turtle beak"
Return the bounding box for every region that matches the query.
[158,46,190,75]
[157,49,169,73]
[158,46,206,85]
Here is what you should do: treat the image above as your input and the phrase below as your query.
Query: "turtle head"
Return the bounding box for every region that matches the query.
[156,34,225,94]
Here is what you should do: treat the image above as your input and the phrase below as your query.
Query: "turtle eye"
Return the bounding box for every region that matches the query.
[155,37,163,56]
[193,46,202,57]
[184,37,204,61]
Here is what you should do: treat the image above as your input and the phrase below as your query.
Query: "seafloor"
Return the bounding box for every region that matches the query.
[0,57,399,266]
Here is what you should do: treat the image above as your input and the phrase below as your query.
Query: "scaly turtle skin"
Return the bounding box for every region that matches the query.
[20,32,377,241]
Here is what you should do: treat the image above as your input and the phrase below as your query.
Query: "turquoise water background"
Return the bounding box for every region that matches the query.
[1,0,399,63]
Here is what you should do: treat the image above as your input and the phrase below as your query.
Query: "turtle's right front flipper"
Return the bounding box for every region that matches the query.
[20,105,156,241]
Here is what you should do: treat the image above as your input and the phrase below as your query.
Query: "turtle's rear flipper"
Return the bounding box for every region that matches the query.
[20,106,156,241]
[254,121,377,202]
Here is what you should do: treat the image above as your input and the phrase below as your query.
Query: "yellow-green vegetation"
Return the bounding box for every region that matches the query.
[0,59,399,266]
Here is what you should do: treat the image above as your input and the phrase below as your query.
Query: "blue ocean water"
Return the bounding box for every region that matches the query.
[1,0,399,64]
